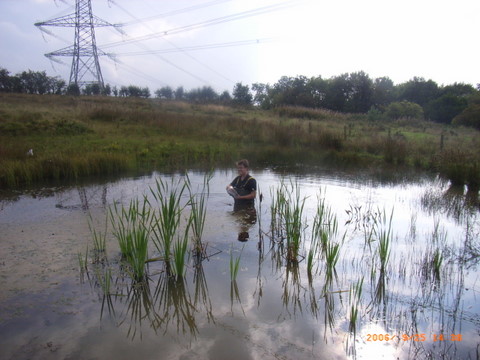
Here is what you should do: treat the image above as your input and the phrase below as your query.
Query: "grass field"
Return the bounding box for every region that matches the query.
[1,93,479,188]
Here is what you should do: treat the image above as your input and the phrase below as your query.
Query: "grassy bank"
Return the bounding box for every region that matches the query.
[1,93,479,188]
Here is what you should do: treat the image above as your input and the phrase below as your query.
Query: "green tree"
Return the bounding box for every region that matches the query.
[219,90,232,104]
[50,77,66,95]
[324,73,351,112]
[252,82,272,109]
[0,68,12,92]
[347,71,374,113]
[174,86,184,100]
[309,76,328,108]
[101,84,111,96]
[232,82,252,106]
[155,86,174,99]
[66,83,80,96]
[83,83,101,96]
[372,76,395,108]
[440,82,475,97]
[141,87,150,98]
[425,94,468,124]
[398,77,439,107]
[186,86,218,103]
[452,93,480,129]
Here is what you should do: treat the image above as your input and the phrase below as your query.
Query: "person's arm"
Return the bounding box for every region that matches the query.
[237,190,256,200]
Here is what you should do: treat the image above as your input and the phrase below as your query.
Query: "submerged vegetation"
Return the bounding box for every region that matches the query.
[1,93,480,189]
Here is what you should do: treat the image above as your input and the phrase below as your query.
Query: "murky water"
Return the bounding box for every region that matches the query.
[1,167,479,359]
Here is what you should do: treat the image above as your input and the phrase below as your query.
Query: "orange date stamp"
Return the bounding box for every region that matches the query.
[365,334,462,342]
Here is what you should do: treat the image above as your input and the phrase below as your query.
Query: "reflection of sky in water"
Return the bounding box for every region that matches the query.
[0,168,479,359]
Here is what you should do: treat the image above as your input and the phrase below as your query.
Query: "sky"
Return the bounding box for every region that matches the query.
[0,0,479,94]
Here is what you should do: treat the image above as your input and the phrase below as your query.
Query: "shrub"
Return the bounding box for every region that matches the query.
[385,101,424,120]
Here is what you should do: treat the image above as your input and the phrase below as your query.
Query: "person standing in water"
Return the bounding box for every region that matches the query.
[227,159,257,241]
[227,159,257,212]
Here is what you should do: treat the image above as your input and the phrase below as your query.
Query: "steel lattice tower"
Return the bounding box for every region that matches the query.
[35,0,116,89]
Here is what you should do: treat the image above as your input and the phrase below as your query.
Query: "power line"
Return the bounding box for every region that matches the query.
[99,0,303,49]
[107,0,236,87]
[117,0,234,26]
[106,0,214,87]
[114,37,277,56]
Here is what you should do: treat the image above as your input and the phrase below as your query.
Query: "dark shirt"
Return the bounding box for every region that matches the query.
[230,174,257,211]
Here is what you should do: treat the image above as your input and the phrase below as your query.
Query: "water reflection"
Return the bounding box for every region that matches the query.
[421,182,480,224]
[2,168,480,359]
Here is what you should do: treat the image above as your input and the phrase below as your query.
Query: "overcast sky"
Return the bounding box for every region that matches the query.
[1,0,479,93]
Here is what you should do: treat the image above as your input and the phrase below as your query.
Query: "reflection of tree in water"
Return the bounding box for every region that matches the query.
[421,184,480,224]
[55,185,108,211]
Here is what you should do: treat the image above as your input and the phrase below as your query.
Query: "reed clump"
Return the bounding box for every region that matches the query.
[150,178,186,275]
[186,172,212,258]
[269,181,307,264]
[109,198,152,282]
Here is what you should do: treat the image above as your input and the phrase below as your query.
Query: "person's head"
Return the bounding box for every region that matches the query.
[236,159,249,176]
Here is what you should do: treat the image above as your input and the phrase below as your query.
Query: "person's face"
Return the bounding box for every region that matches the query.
[237,165,248,177]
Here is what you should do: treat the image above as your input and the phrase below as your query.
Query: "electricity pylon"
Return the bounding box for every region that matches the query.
[35,0,118,89]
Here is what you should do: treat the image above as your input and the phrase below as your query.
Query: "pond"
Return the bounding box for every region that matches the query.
[0,167,479,359]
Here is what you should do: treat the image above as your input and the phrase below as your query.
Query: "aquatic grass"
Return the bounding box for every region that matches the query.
[345,203,381,249]
[109,197,152,281]
[377,208,393,272]
[229,245,244,282]
[122,281,159,340]
[94,266,112,296]
[313,197,338,255]
[348,277,364,334]
[283,181,306,264]
[306,247,316,280]
[229,278,245,316]
[432,248,443,281]
[269,183,288,241]
[150,177,186,275]
[87,212,108,259]
[256,184,264,251]
[193,263,214,323]
[153,273,198,336]
[325,241,341,282]
[172,230,190,280]
[185,172,212,258]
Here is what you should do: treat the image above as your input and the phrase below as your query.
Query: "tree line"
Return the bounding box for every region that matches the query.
[250,72,480,126]
[1,67,479,128]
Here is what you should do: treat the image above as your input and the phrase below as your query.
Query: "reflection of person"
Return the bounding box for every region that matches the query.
[226,159,257,241]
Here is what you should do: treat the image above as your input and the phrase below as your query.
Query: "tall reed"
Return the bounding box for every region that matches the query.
[377,208,393,272]
[186,172,212,257]
[229,245,244,282]
[172,228,191,280]
[325,241,341,281]
[109,197,152,281]
[284,182,306,263]
[312,196,338,255]
[348,277,364,334]
[150,177,186,274]
[269,182,288,241]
